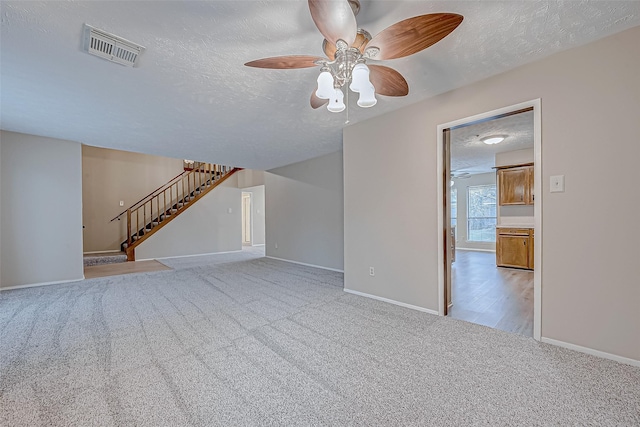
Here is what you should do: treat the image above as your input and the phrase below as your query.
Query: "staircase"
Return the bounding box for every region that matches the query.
[113,163,240,261]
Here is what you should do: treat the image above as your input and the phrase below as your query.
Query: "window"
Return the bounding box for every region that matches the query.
[451,188,457,229]
[467,184,496,242]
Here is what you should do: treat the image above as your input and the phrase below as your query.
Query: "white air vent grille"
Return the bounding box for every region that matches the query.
[84,24,144,67]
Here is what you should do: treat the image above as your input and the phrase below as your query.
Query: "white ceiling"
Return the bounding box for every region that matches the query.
[1,1,639,170]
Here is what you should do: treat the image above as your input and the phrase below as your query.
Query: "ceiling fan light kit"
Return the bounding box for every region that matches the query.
[245,0,463,114]
[481,135,506,145]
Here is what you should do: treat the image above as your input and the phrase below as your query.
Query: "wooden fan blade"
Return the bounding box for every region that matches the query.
[369,65,409,97]
[311,91,329,109]
[366,13,463,60]
[323,39,337,61]
[308,0,357,46]
[244,55,324,69]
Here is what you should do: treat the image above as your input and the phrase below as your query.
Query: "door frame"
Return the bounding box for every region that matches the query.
[436,99,542,341]
[241,191,253,246]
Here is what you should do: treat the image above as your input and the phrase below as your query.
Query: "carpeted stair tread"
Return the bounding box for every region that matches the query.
[83,252,127,267]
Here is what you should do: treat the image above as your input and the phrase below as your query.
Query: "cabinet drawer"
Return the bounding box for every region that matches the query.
[497,228,530,236]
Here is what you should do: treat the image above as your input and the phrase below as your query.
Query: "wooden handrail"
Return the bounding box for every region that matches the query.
[110,168,192,222]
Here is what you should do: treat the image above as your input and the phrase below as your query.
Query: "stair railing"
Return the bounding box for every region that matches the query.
[109,168,192,223]
[124,163,233,249]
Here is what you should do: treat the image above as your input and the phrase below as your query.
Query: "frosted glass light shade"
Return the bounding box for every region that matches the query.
[357,84,377,108]
[316,71,334,99]
[327,88,345,113]
[349,63,370,93]
[481,135,505,145]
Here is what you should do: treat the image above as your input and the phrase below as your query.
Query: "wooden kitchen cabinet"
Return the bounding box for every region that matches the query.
[496,228,533,270]
[497,164,534,205]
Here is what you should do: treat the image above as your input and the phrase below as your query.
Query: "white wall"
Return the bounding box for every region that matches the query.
[243,185,265,246]
[82,145,184,252]
[135,174,242,260]
[495,148,533,167]
[0,135,3,283]
[265,151,344,271]
[344,26,640,362]
[238,169,265,188]
[0,131,83,288]
[453,172,497,251]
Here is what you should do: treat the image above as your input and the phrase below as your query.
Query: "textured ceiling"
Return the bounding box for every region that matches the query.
[1,1,639,170]
[451,110,534,175]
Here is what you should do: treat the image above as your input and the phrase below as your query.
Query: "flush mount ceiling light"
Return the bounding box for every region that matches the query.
[481,135,506,145]
[245,0,463,113]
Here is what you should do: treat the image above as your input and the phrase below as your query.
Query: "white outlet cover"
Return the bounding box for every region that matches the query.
[550,175,565,192]
[119,200,124,206]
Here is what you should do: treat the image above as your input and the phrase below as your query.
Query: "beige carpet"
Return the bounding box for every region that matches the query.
[1,250,639,426]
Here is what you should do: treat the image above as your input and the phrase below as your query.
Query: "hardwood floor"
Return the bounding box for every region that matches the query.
[84,260,172,279]
[448,249,533,337]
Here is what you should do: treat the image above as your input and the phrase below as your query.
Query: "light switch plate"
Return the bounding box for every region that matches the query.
[550,175,565,193]
[119,200,124,206]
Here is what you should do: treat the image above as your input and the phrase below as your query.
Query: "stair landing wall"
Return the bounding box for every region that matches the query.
[135,173,242,260]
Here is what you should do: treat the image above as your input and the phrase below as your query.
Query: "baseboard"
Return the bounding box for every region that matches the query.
[456,248,496,253]
[541,337,640,368]
[139,249,243,262]
[252,244,265,247]
[0,276,85,292]
[343,288,439,316]
[265,256,344,273]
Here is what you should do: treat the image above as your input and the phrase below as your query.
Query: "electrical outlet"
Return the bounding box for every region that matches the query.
[369,267,375,276]
[275,243,278,249]
[550,175,565,193]
[119,200,124,207]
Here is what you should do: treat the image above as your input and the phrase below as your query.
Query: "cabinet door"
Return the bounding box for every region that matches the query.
[497,235,529,268]
[528,229,534,269]
[526,165,534,204]
[498,167,529,205]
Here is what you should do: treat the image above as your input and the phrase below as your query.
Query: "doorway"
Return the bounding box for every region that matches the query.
[242,192,252,246]
[437,100,542,340]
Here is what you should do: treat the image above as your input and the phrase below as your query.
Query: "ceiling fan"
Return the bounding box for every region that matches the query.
[245,0,463,113]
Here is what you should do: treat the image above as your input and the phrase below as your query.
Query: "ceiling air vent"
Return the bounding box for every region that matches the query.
[83,24,144,67]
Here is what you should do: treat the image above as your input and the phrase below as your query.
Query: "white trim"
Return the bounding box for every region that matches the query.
[437,99,543,341]
[344,288,439,315]
[251,244,265,247]
[0,276,85,291]
[265,256,344,273]
[83,250,122,255]
[532,101,542,341]
[541,337,640,368]
[138,249,243,262]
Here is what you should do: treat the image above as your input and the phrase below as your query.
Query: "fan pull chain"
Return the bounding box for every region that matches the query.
[345,87,350,124]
